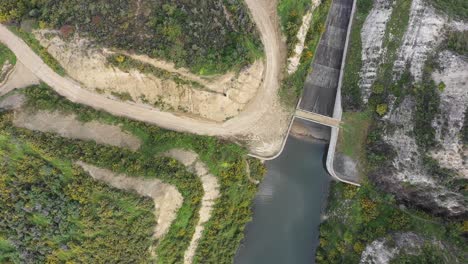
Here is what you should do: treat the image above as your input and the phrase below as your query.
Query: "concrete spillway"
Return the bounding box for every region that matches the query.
[299,0,354,117]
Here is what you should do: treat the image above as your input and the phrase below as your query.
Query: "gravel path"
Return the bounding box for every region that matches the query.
[76,162,183,250]
[13,110,141,151]
[0,0,285,156]
[0,61,39,96]
[11,108,220,260]
[163,149,220,264]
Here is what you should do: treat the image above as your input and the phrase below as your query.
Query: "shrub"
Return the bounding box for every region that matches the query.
[446,30,468,56]
[376,104,388,116]
[13,84,266,264]
[372,83,385,94]
[1,0,263,75]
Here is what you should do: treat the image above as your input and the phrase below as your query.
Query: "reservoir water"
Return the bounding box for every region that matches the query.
[235,136,331,264]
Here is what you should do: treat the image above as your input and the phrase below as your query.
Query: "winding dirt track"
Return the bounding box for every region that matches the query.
[0,0,282,138]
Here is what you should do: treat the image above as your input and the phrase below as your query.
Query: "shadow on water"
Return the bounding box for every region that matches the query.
[235,135,331,264]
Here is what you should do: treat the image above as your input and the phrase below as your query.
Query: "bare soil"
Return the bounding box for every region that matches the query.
[10,107,221,261]
[0,61,39,96]
[0,0,290,157]
[76,162,183,243]
[0,93,25,111]
[34,30,264,122]
[13,110,141,151]
[287,0,321,74]
[163,149,220,264]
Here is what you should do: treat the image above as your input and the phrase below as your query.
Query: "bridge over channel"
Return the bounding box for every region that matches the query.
[295,0,359,185]
[294,109,340,128]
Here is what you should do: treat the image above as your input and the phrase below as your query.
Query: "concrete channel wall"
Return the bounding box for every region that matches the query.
[251,0,361,186]
[325,0,360,186]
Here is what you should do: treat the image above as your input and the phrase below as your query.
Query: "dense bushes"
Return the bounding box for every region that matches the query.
[316,182,467,263]
[279,0,331,107]
[428,0,468,19]
[0,43,16,66]
[0,128,155,263]
[0,0,32,22]
[7,83,265,263]
[411,80,440,151]
[278,0,314,55]
[0,43,16,82]
[445,30,468,56]
[411,55,441,151]
[1,0,263,75]
[2,117,204,263]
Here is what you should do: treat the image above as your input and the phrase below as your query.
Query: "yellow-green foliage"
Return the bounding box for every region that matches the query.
[1,83,266,264]
[0,129,155,263]
[0,43,16,67]
[1,0,263,75]
[376,104,388,116]
[279,0,332,107]
[8,26,66,76]
[316,183,467,263]
[278,0,315,55]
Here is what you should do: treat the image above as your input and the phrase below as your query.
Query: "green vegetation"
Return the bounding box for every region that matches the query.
[0,237,19,263]
[7,26,66,76]
[0,126,156,263]
[341,0,373,110]
[428,0,468,19]
[279,0,331,107]
[337,0,411,170]
[375,103,388,116]
[0,43,16,66]
[338,111,372,159]
[370,0,412,106]
[318,0,468,261]
[107,54,206,90]
[316,182,467,263]
[411,80,440,151]
[342,0,412,111]
[445,30,468,56]
[0,0,263,75]
[2,111,203,263]
[110,91,134,102]
[278,0,315,55]
[0,43,16,83]
[2,83,265,263]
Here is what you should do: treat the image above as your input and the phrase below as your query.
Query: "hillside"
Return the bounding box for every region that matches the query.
[0,0,270,123]
[0,84,266,263]
[317,0,468,262]
[0,0,262,75]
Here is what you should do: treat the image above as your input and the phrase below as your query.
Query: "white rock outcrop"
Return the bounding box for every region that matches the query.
[359,0,393,102]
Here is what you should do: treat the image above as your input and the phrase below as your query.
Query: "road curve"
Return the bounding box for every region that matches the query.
[0,0,282,137]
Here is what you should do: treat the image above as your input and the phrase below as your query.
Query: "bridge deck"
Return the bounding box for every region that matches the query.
[295,109,341,127]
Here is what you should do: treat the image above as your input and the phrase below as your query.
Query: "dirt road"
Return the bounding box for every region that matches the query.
[0,0,284,148]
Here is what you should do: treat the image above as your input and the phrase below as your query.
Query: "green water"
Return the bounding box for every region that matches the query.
[235,136,330,264]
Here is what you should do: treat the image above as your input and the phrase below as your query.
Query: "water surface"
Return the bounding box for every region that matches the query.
[235,136,330,264]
